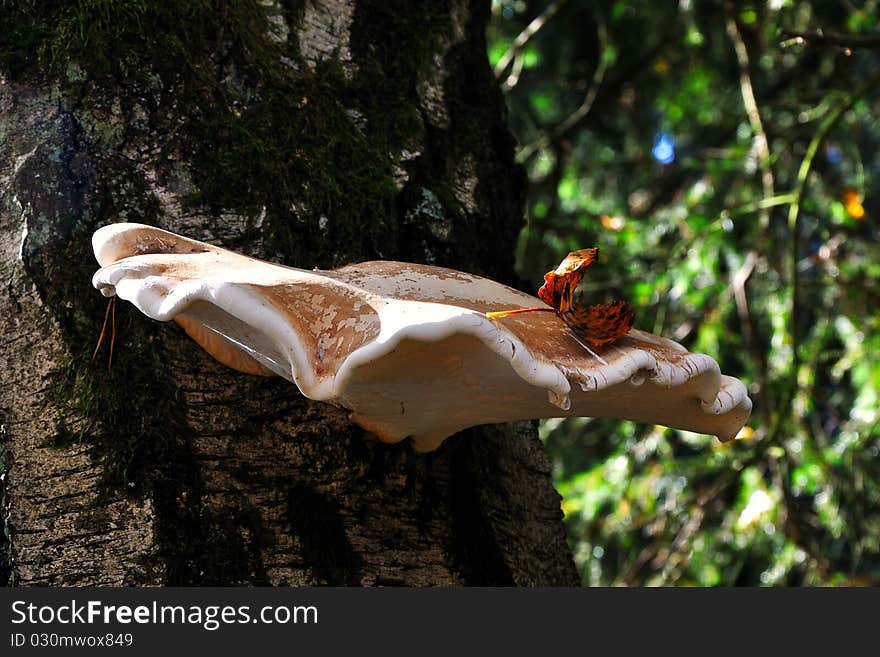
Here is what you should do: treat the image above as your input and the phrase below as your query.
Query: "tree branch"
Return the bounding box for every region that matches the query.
[494,0,570,81]
[517,15,608,163]
[726,14,775,230]
[780,29,880,51]
[732,251,773,427]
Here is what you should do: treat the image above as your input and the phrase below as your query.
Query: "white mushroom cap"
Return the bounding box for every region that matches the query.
[92,223,752,452]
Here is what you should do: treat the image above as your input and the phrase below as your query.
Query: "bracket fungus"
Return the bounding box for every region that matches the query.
[91,223,752,452]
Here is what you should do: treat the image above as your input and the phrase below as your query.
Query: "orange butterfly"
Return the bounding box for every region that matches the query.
[487,248,634,348]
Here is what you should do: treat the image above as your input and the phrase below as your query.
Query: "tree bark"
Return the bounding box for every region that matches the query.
[0,0,577,586]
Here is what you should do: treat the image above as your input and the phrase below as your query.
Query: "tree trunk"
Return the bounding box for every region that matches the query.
[0,0,577,586]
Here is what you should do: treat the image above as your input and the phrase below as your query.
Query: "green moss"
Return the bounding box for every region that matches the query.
[52,314,187,497]
[0,0,458,267]
[49,298,264,584]
[0,1,279,85]
[41,230,253,583]
[183,60,401,267]
[12,142,216,581]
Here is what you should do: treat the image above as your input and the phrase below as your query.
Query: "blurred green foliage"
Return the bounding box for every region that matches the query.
[489,0,880,585]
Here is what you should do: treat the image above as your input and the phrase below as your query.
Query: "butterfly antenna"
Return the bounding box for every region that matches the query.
[567,329,609,366]
[486,307,555,319]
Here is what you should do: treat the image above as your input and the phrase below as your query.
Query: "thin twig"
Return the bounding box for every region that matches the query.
[732,251,773,426]
[780,29,880,51]
[726,14,775,230]
[657,505,705,585]
[725,193,795,217]
[518,16,609,163]
[494,0,570,80]
[501,50,526,91]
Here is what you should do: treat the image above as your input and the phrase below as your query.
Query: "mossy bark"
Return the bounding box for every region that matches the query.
[0,0,577,586]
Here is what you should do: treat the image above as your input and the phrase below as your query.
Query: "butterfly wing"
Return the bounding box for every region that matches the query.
[533,247,633,347]
[561,300,634,347]
[537,247,600,310]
